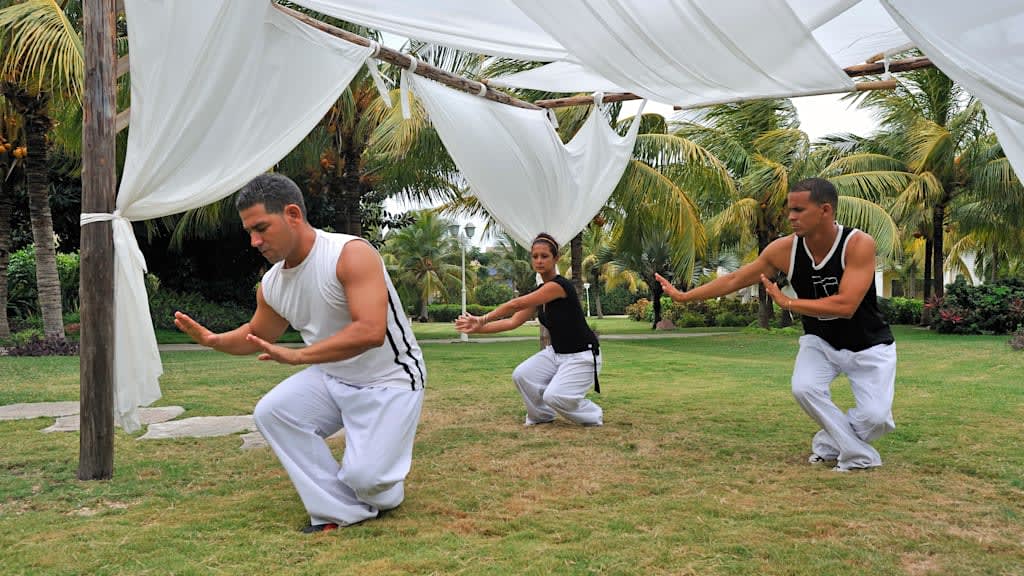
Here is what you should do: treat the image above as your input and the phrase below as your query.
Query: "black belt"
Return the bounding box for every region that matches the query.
[588,342,600,394]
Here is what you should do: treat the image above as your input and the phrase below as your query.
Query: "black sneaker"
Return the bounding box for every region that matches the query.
[300,522,339,534]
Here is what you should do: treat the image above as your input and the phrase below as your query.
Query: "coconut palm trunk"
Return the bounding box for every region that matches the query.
[0,180,12,339]
[922,238,933,324]
[6,87,64,339]
[592,268,604,318]
[570,232,583,299]
[932,204,945,299]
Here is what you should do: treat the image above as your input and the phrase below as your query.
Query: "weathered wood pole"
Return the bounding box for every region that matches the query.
[79,0,118,480]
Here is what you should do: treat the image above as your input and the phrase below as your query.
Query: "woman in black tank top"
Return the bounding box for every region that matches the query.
[455,233,603,427]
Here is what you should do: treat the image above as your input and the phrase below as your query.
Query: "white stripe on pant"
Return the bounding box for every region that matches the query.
[512,346,602,426]
[792,334,896,470]
[253,366,424,526]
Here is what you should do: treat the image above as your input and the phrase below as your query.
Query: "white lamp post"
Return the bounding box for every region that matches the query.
[583,282,591,317]
[449,222,476,341]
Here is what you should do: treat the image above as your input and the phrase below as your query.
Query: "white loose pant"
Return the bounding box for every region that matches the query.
[792,334,896,470]
[253,366,424,526]
[512,346,603,426]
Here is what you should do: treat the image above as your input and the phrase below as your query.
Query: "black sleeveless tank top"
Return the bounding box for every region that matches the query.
[787,226,893,352]
[536,275,599,354]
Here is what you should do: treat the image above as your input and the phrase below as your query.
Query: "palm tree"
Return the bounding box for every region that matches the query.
[0,93,16,338]
[676,99,898,328]
[603,226,681,328]
[839,68,992,302]
[380,210,462,320]
[944,133,1024,282]
[0,0,85,339]
[489,232,537,297]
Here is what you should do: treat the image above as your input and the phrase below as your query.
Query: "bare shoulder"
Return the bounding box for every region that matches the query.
[847,229,877,253]
[336,238,385,283]
[762,235,796,270]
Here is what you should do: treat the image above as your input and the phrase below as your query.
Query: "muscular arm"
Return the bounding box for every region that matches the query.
[173,286,289,355]
[766,232,878,319]
[656,237,794,303]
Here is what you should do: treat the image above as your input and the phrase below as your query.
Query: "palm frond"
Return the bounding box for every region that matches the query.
[0,0,84,98]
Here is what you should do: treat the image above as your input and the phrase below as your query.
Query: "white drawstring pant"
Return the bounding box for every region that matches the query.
[512,346,603,426]
[253,366,424,526]
[792,334,897,470]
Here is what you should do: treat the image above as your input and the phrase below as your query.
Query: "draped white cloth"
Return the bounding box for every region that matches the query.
[87,0,372,431]
[290,0,569,61]
[409,75,643,248]
[506,0,854,107]
[881,0,1024,177]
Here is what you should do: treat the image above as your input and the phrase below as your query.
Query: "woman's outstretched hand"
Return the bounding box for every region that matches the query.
[455,313,485,334]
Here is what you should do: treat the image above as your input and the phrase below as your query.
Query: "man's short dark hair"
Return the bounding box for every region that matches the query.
[236,173,306,217]
[790,177,838,211]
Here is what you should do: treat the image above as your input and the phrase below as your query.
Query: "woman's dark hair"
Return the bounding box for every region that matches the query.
[531,233,559,257]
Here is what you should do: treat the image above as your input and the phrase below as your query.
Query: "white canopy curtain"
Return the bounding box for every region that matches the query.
[408,74,644,249]
[881,0,1024,178]
[86,0,373,431]
[289,0,570,61]
[502,0,855,107]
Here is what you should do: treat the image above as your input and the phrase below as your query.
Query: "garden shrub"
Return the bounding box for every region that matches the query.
[600,285,646,315]
[7,334,79,356]
[929,277,1024,334]
[5,245,80,320]
[149,287,254,332]
[474,280,516,306]
[878,296,923,325]
[625,298,650,322]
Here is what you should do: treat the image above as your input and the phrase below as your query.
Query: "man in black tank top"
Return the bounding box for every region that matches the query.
[655,178,897,472]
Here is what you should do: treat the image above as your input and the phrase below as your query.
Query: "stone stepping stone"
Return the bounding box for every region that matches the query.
[42,406,186,433]
[239,429,343,451]
[239,431,268,450]
[0,401,80,421]
[138,415,256,440]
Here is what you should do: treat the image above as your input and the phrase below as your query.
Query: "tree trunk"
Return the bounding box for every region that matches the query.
[921,238,933,325]
[651,275,663,329]
[592,268,604,319]
[932,204,945,299]
[18,94,65,340]
[570,232,583,299]
[0,179,12,339]
[756,232,772,329]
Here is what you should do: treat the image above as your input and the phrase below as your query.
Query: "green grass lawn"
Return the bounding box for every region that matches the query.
[1,327,1022,575]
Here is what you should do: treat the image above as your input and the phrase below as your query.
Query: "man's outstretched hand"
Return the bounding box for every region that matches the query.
[246,333,303,365]
[173,311,219,348]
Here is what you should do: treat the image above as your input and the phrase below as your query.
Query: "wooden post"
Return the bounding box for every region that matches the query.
[79,0,117,480]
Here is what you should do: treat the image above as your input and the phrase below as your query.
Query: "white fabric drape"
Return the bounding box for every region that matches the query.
[409,75,643,248]
[289,0,569,61]
[93,0,372,431]
[881,0,1024,177]
[501,0,855,107]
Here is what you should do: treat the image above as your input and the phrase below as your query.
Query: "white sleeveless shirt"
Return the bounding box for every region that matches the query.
[260,229,425,390]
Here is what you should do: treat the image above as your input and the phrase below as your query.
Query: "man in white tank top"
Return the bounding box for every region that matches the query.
[654,178,897,473]
[174,174,425,532]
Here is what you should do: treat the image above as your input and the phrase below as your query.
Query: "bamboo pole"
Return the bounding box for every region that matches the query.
[845,56,932,77]
[79,0,117,480]
[540,79,899,110]
[273,3,542,111]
